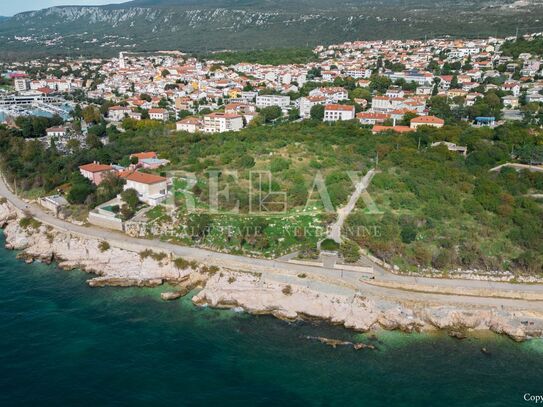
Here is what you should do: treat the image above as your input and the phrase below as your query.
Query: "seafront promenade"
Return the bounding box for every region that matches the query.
[2,175,543,311]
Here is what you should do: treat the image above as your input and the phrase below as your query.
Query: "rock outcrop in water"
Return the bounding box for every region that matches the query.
[1,199,542,341]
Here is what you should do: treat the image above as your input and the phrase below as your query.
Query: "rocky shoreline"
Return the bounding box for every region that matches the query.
[1,199,542,342]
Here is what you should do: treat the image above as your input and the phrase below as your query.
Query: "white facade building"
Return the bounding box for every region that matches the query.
[124,172,168,207]
[299,96,326,118]
[255,95,291,108]
[203,113,244,133]
[323,104,355,122]
[14,78,29,92]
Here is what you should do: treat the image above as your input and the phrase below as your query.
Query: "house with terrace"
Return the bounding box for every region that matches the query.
[123,172,169,207]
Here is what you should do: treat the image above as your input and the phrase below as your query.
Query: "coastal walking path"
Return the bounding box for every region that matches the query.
[1,175,543,308]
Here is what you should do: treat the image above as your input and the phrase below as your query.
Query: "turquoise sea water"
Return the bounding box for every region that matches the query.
[0,235,542,406]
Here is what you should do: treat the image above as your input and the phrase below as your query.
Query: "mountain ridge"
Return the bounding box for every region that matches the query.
[1,1,543,58]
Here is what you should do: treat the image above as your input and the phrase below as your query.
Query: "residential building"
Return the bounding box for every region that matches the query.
[108,106,132,121]
[385,70,434,85]
[130,152,157,161]
[79,162,114,185]
[255,95,291,108]
[14,78,29,92]
[124,172,168,207]
[410,116,445,129]
[356,112,390,125]
[149,108,169,121]
[309,87,348,103]
[323,104,355,122]
[46,126,67,137]
[203,112,244,133]
[176,117,203,133]
[299,96,326,118]
[502,95,519,109]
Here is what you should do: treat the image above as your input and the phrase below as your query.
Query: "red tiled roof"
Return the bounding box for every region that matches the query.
[79,163,113,173]
[205,112,242,119]
[130,152,157,160]
[117,169,134,179]
[125,172,167,185]
[178,117,202,124]
[37,87,54,95]
[356,112,390,119]
[411,115,444,125]
[325,104,355,112]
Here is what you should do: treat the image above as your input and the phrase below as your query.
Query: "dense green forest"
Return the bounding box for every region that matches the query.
[1,119,542,274]
[346,124,543,275]
[501,37,543,58]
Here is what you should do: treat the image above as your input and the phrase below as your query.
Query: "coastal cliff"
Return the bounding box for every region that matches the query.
[193,271,543,341]
[0,200,203,287]
[1,199,542,341]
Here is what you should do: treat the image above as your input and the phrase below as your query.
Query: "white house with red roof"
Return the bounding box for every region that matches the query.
[130,152,169,170]
[123,172,168,206]
[130,152,157,161]
[203,113,244,133]
[308,87,348,103]
[356,112,390,125]
[176,117,203,133]
[502,81,521,97]
[149,108,169,121]
[225,103,257,123]
[323,104,355,122]
[410,115,445,129]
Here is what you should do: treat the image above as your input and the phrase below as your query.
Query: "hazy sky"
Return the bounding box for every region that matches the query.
[2,1,128,16]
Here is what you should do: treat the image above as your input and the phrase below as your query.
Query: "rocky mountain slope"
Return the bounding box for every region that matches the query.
[1,1,543,57]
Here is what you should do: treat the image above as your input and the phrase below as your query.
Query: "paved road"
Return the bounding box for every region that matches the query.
[2,175,543,306]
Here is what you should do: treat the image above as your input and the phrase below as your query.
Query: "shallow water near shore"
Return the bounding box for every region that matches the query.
[0,236,542,406]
